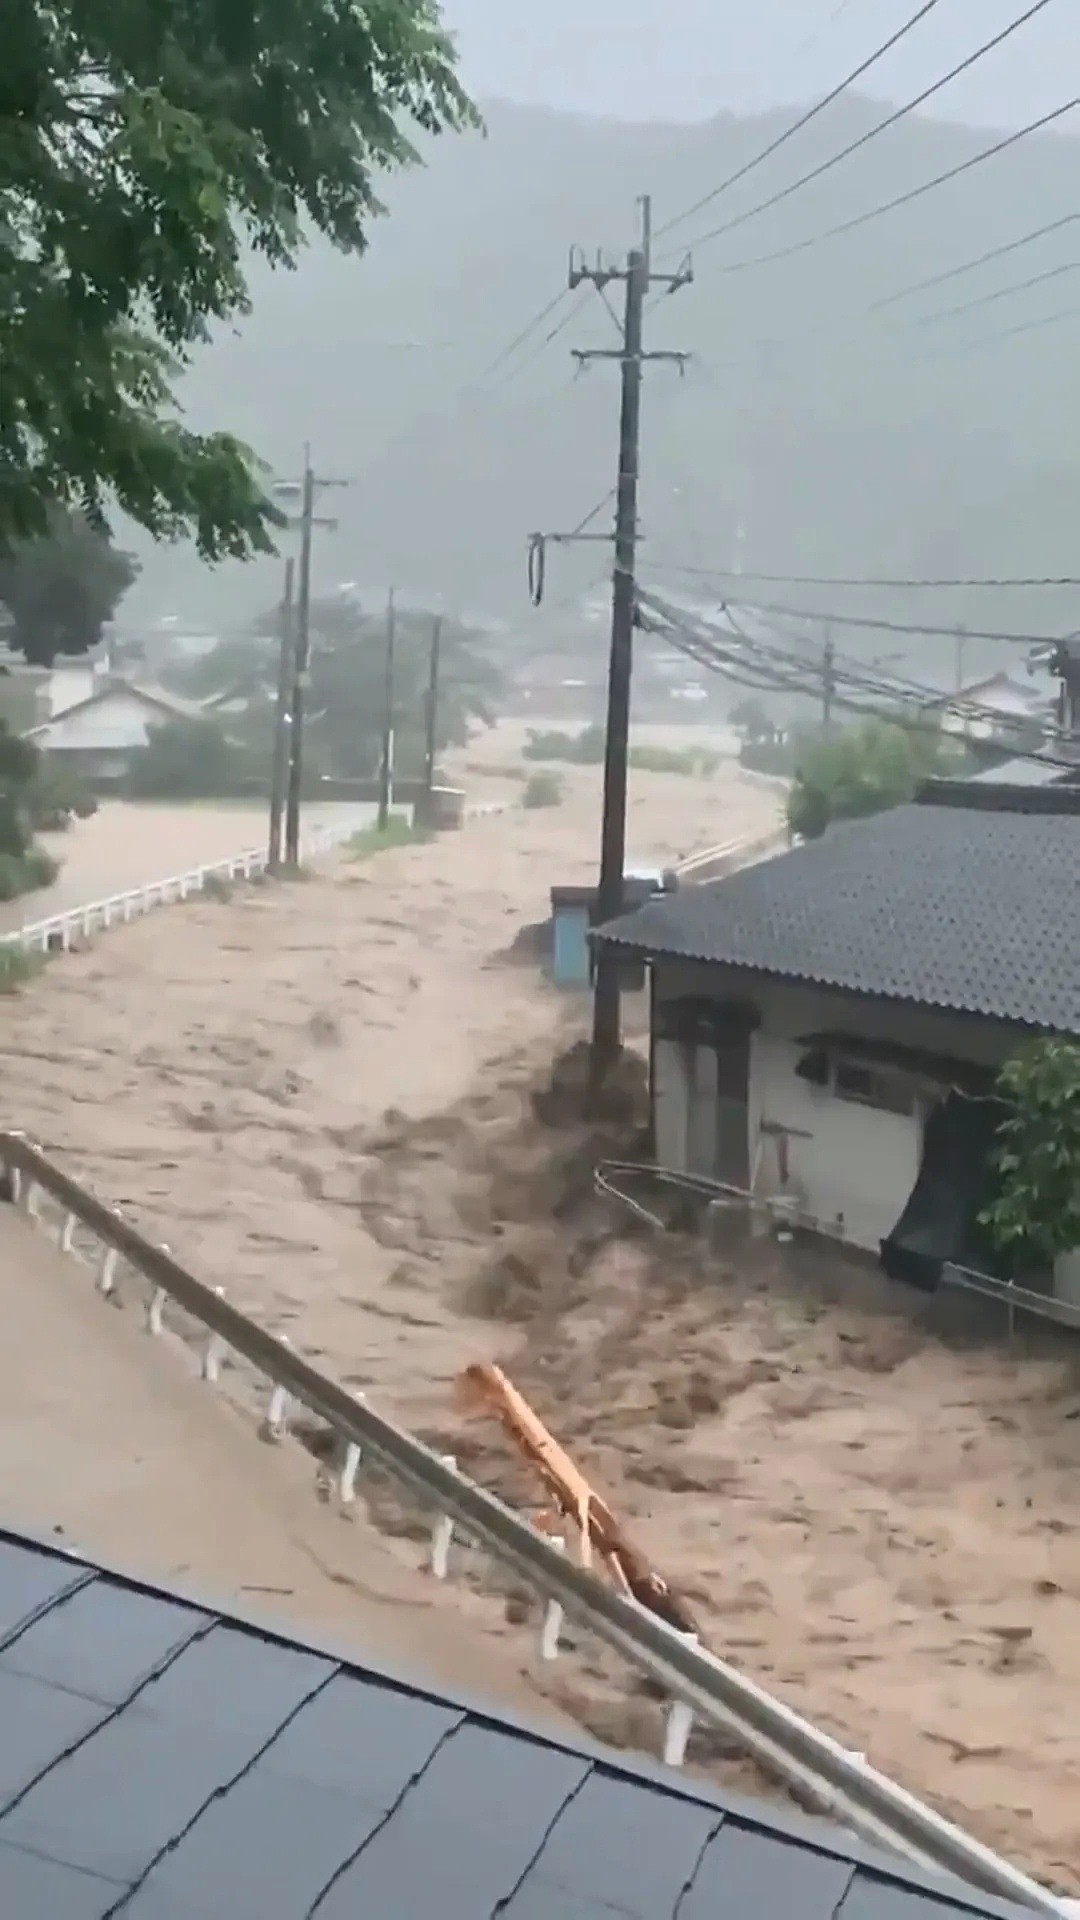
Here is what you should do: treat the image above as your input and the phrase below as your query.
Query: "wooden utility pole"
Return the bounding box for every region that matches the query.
[267,555,295,871]
[273,448,348,867]
[569,198,692,1088]
[377,587,397,830]
[423,613,442,804]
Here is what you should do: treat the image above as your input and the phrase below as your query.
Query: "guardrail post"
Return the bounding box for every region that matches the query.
[663,1633,700,1768]
[58,1211,76,1255]
[540,1538,567,1660]
[429,1455,457,1578]
[97,1246,119,1297]
[261,1337,292,1441]
[337,1391,366,1504]
[201,1287,228,1383]
[8,1164,21,1206]
[24,1178,39,1220]
[146,1286,167,1335]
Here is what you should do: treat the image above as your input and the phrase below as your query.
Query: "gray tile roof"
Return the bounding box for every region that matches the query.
[595,785,1080,1034]
[0,1526,1035,1919]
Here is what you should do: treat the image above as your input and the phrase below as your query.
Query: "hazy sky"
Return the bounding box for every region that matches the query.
[443,0,1076,129]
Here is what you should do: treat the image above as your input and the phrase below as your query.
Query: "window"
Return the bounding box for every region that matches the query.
[833,1060,914,1117]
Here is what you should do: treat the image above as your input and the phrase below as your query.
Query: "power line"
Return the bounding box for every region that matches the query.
[681,0,1055,256]
[473,287,572,382]
[911,257,1080,329]
[654,0,943,246]
[706,97,1080,275]
[654,565,1080,590]
[648,572,1064,643]
[870,211,1080,312]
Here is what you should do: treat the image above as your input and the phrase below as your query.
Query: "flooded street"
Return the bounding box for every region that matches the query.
[0,799,375,934]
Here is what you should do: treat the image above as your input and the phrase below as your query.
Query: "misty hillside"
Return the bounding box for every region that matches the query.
[126,92,1080,685]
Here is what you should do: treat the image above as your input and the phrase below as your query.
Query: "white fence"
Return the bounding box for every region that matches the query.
[0,817,360,957]
[0,1129,1064,1916]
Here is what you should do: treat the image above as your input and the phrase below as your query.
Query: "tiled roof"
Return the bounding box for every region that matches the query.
[595,785,1080,1034]
[0,1526,1034,1919]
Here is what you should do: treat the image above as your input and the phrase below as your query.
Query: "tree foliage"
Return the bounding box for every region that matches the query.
[729,697,774,744]
[172,595,501,778]
[786,718,966,840]
[0,509,137,663]
[1,1,477,556]
[981,1041,1080,1267]
[125,715,239,799]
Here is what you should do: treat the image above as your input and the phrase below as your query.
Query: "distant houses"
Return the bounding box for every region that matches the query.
[21,679,206,786]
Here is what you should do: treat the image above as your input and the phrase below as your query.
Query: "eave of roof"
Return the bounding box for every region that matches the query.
[594,788,1080,1035]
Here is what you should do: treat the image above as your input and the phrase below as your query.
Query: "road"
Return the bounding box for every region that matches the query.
[0,1202,572,1726]
[0,799,375,936]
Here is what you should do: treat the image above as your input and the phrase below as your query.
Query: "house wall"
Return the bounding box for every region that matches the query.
[33,690,161,752]
[652,961,1025,1254]
[47,663,99,719]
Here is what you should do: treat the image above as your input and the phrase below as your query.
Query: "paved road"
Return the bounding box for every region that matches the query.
[0,1204,569,1725]
[0,800,376,936]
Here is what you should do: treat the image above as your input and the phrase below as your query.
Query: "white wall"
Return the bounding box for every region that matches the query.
[750,1032,921,1252]
[47,663,97,719]
[651,962,1026,1256]
[34,690,162,751]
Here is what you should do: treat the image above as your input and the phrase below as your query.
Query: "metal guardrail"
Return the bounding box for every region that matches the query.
[0,817,360,955]
[0,1129,1064,1913]
[675,826,786,884]
[941,1262,1080,1334]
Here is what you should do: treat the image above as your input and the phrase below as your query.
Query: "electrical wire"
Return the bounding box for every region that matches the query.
[649,576,1062,644]
[472,287,572,383]
[870,210,1080,312]
[653,0,943,246]
[651,564,1080,591]
[704,97,1080,275]
[680,0,1056,257]
[911,258,1080,329]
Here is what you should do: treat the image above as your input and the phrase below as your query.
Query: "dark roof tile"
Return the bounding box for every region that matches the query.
[0,1527,1043,1920]
[595,790,1080,1032]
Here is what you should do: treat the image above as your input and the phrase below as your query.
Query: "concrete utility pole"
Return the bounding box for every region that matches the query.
[954,622,967,695]
[267,556,295,871]
[568,196,692,1088]
[377,587,397,831]
[423,613,443,809]
[821,628,836,731]
[273,449,349,867]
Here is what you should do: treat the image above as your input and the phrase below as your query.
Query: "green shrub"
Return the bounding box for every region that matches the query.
[0,945,42,993]
[522,724,605,764]
[628,743,719,776]
[347,815,422,859]
[0,847,58,900]
[522,770,563,809]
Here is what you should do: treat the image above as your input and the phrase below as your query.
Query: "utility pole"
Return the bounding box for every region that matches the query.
[568,197,692,1088]
[267,556,295,871]
[423,613,442,809]
[377,587,397,830]
[954,622,967,695]
[273,448,349,867]
[821,628,836,732]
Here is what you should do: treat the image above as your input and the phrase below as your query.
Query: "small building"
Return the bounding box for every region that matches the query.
[0,1523,1038,1919]
[21,678,202,785]
[593,779,1080,1293]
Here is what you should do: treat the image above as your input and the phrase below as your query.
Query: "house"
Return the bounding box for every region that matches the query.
[0,644,111,734]
[21,677,203,785]
[0,1522,1038,1919]
[919,668,1055,743]
[593,778,1080,1296]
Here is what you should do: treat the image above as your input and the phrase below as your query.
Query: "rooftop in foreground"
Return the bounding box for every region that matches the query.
[0,1525,1038,1919]
[594,781,1080,1034]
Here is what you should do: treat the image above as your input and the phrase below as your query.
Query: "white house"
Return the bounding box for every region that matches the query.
[593,778,1080,1299]
[22,679,201,784]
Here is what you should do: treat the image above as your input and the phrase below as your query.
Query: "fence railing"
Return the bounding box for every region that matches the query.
[0,817,360,956]
[0,1128,1064,1915]
[675,825,786,885]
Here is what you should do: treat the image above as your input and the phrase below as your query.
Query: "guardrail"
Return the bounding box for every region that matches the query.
[675,825,787,885]
[0,1127,1064,1914]
[0,816,360,956]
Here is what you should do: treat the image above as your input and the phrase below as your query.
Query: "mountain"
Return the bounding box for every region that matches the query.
[123,91,1080,689]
